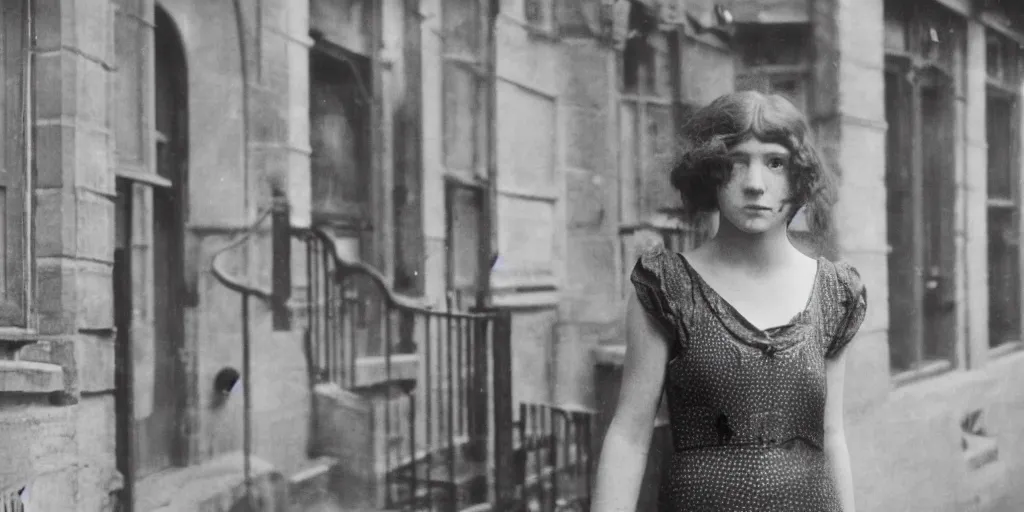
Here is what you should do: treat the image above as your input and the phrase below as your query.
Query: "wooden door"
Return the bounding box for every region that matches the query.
[113,178,135,510]
[132,8,188,477]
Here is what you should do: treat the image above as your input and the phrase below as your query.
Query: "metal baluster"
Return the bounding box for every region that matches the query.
[424,313,434,510]
[446,309,456,503]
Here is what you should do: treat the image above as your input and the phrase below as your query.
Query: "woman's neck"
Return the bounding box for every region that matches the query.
[707,218,799,273]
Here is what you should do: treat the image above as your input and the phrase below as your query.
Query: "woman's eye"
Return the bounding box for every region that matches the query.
[767,158,787,170]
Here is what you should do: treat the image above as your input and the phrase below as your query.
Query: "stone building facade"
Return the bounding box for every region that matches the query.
[0,0,319,509]
[592,0,1024,511]
[3,0,1024,510]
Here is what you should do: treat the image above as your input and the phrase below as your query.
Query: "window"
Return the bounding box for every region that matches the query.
[442,1,486,181]
[445,179,484,310]
[883,1,965,375]
[734,23,812,114]
[618,62,676,223]
[617,16,713,291]
[309,49,373,246]
[523,0,555,33]
[617,0,660,94]
[0,0,31,327]
[441,2,488,303]
[985,29,1023,350]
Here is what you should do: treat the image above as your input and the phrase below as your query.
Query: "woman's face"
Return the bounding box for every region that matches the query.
[716,137,794,234]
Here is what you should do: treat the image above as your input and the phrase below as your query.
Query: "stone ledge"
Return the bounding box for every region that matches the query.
[593,344,626,367]
[0,360,64,394]
[135,452,288,512]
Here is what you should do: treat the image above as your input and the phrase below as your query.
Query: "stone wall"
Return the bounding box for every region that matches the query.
[8,0,123,509]
[591,0,1024,510]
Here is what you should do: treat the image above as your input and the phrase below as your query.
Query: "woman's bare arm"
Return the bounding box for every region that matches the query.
[824,352,856,512]
[591,293,672,512]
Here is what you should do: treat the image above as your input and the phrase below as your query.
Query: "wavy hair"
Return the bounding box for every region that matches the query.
[669,91,836,233]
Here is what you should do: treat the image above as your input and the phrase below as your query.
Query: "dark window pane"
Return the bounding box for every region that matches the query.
[310,53,372,222]
[446,183,483,302]
[442,0,479,57]
[735,24,809,68]
[987,94,1015,198]
[989,207,1021,346]
[443,63,479,172]
[885,69,918,372]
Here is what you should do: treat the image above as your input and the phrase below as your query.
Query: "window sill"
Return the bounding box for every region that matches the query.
[989,340,1022,359]
[891,359,954,388]
[0,359,64,395]
[593,344,627,368]
[0,328,40,358]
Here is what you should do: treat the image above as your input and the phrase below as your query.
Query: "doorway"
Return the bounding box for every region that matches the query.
[114,8,189,503]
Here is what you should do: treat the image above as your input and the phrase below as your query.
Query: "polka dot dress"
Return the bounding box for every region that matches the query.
[630,246,867,512]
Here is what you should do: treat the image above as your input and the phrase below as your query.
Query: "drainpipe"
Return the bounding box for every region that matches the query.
[479,0,501,311]
[371,0,387,280]
[230,0,258,505]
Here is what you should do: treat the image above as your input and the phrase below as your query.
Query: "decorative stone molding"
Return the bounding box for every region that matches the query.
[0,359,63,395]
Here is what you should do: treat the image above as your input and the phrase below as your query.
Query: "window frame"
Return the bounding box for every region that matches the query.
[984,27,1024,354]
[439,1,491,305]
[882,0,966,379]
[733,22,813,115]
[0,0,33,331]
[440,1,488,185]
[522,0,557,35]
[308,44,378,259]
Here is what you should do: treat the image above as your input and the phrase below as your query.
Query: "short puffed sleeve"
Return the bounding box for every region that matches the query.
[629,247,684,343]
[825,261,868,360]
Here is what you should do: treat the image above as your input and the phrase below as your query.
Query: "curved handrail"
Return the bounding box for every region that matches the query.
[297,226,497,320]
[210,208,275,302]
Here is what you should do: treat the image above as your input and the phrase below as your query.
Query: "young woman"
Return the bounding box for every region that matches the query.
[592,91,867,512]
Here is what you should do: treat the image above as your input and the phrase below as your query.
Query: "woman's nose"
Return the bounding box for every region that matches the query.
[741,163,766,193]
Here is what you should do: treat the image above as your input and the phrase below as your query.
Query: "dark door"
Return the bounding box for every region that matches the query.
[309,50,374,260]
[113,178,134,510]
[134,7,188,478]
[310,49,384,360]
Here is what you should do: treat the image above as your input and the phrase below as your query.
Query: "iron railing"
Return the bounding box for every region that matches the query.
[208,203,600,511]
[619,219,713,256]
[298,228,515,511]
[512,403,596,512]
[209,207,279,509]
[1,487,24,512]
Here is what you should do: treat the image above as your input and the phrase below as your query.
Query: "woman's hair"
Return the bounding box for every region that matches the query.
[669,90,836,232]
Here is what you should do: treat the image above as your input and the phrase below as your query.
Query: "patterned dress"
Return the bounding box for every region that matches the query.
[630,246,868,512]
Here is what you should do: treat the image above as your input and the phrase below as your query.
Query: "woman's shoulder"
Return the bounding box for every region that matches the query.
[820,258,868,322]
[826,259,865,296]
[631,245,694,301]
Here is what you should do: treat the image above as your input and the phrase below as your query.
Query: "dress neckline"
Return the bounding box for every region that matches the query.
[676,252,824,352]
